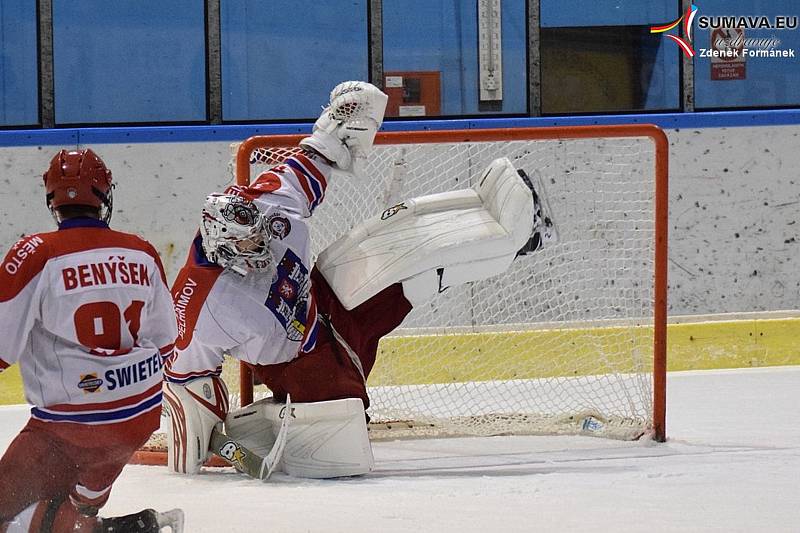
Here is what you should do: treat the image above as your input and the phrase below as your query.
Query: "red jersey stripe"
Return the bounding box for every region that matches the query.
[1,227,166,302]
[288,166,316,205]
[294,152,329,190]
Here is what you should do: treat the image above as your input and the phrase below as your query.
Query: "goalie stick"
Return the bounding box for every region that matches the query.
[208,395,292,480]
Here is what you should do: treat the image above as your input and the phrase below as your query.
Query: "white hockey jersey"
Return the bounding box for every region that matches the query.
[0,218,177,436]
[165,150,332,383]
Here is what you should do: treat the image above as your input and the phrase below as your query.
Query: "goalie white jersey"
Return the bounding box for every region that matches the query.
[0,218,176,439]
[165,151,332,383]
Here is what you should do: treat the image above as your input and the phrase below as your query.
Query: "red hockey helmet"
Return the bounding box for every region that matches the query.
[43,149,114,222]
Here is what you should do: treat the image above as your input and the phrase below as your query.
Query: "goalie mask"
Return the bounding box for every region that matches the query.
[200,193,275,276]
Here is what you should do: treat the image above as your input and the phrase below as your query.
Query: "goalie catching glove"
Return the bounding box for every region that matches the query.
[300,81,388,172]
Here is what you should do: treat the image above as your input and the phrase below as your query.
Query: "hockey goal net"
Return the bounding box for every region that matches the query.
[232,125,668,442]
[133,125,668,465]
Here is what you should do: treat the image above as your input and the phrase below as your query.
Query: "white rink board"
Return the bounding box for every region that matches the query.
[0,125,798,316]
[1,367,799,533]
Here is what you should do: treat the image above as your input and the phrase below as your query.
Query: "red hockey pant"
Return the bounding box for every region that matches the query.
[0,414,156,526]
[251,267,413,410]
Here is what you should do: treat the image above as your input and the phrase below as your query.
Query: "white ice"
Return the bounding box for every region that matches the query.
[2,367,798,532]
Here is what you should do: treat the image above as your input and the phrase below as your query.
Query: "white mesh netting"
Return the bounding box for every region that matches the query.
[226,131,661,441]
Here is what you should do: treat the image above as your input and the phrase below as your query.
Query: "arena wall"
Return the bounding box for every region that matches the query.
[2,123,797,316]
[0,120,797,403]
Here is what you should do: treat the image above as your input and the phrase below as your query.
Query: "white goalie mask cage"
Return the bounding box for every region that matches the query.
[200,193,275,276]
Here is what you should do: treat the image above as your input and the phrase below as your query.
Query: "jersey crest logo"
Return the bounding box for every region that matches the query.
[381,202,408,220]
[78,373,103,394]
[265,249,311,342]
[278,279,296,299]
[266,214,291,240]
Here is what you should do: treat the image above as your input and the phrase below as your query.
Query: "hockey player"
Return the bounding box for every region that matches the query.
[0,150,183,533]
[164,81,555,479]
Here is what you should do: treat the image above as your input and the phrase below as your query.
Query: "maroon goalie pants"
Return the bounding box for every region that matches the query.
[251,267,413,411]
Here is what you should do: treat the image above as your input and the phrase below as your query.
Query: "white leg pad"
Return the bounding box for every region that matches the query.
[400,269,441,308]
[281,398,374,479]
[401,255,515,307]
[317,157,534,309]
[226,397,373,479]
[163,377,229,475]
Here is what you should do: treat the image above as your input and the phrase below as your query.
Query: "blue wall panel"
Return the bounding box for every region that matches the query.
[53,0,206,124]
[3,109,800,148]
[0,0,37,126]
[4,0,798,128]
[383,0,526,115]
[541,0,678,28]
[642,37,680,110]
[221,0,368,121]
[693,0,800,108]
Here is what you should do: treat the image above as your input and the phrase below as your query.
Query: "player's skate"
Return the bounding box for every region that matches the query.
[515,168,558,255]
[98,508,184,533]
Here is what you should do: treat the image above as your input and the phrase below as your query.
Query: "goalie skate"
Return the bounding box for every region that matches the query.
[516,168,558,255]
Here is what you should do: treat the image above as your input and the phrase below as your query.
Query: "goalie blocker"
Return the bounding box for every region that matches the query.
[163,377,231,475]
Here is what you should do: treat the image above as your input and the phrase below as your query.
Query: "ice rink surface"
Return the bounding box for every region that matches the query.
[2,367,798,532]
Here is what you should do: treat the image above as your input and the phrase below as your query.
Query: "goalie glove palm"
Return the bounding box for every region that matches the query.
[301,81,388,171]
